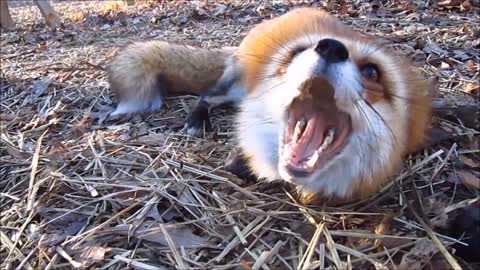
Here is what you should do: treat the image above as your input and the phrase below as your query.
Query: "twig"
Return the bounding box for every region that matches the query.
[26,129,48,213]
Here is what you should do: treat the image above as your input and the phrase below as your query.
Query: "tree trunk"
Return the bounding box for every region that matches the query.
[0,0,15,29]
[33,0,61,29]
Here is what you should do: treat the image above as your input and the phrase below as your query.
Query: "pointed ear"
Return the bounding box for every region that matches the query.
[427,76,439,99]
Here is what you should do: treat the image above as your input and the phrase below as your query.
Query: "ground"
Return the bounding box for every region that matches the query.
[0,0,479,269]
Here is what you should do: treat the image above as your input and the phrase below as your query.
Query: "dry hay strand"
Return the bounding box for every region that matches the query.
[1,0,479,269]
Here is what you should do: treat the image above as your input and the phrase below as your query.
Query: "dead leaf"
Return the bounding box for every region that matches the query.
[463,59,478,73]
[437,0,463,7]
[132,17,141,24]
[461,0,472,10]
[464,82,479,93]
[459,155,480,168]
[133,132,168,145]
[423,43,448,56]
[48,138,70,154]
[145,205,162,221]
[375,7,392,18]
[321,0,337,11]
[398,239,439,269]
[195,7,207,17]
[102,1,125,11]
[453,49,471,61]
[65,11,85,22]
[5,145,29,159]
[36,44,48,52]
[0,113,15,121]
[237,15,255,24]
[31,77,52,99]
[141,224,210,247]
[338,4,350,15]
[213,3,227,16]
[111,182,150,206]
[371,0,382,10]
[426,198,450,229]
[101,221,212,248]
[39,31,51,40]
[457,170,480,189]
[240,259,253,270]
[66,241,106,269]
[100,24,111,30]
[373,215,394,249]
[118,133,130,141]
[38,208,88,248]
[440,61,451,69]
[146,203,182,222]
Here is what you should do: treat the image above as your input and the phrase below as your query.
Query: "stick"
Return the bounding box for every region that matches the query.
[33,0,61,29]
[0,0,14,29]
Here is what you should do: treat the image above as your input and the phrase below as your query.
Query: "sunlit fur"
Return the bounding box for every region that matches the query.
[234,8,434,202]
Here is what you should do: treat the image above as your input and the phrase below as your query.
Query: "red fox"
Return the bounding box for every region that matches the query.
[107,7,436,203]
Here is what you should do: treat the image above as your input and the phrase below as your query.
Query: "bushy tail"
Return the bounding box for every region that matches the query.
[107,40,235,116]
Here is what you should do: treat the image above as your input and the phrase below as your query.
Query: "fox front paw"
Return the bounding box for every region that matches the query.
[183,100,212,137]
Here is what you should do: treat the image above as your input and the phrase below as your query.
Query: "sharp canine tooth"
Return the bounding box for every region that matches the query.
[298,116,306,128]
[316,128,335,153]
[305,129,337,168]
[293,116,307,143]
[306,150,320,167]
[324,128,335,145]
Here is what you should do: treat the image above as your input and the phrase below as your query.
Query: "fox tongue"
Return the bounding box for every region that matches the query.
[282,78,352,174]
[284,112,328,164]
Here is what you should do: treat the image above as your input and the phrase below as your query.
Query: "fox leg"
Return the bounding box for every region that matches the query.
[110,95,162,116]
[109,72,167,117]
[184,60,244,137]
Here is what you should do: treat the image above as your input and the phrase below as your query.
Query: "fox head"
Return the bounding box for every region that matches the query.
[234,8,436,201]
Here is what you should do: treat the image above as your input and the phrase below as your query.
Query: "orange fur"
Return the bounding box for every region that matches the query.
[405,77,437,153]
[235,8,360,92]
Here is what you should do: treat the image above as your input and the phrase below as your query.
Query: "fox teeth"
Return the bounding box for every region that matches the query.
[293,116,307,143]
[323,128,335,148]
[305,128,335,168]
[306,148,321,167]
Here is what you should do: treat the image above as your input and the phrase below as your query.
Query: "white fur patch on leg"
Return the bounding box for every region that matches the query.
[185,125,205,137]
[110,96,162,116]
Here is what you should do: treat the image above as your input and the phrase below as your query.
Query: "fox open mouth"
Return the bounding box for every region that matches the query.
[282,96,352,175]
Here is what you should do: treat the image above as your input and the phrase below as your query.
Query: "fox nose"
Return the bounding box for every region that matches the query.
[315,38,349,63]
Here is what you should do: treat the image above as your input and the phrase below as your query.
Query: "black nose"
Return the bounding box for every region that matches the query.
[315,39,349,63]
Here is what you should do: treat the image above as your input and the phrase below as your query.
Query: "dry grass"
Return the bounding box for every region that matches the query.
[1,0,479,269]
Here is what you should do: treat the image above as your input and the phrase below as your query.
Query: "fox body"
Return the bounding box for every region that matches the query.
[107,8,435,202]
[107,40,236,116]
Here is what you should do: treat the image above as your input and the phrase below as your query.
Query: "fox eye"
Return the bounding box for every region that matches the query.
[290,46,308,59]
[360,63,380,82]
[360,63,386,103]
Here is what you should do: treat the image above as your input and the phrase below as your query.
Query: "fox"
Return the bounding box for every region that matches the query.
[107,7,436,203]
